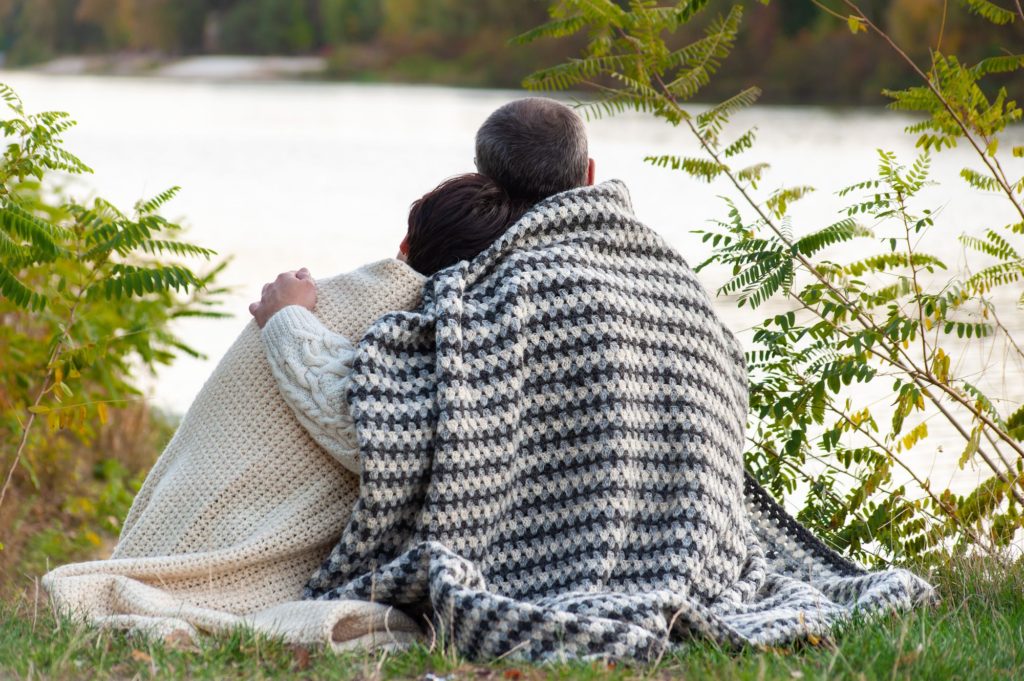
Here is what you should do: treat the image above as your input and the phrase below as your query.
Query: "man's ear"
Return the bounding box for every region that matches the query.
[587,158,596,186]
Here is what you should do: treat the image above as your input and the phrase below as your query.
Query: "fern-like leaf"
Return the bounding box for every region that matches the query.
[960,229,1021,260]
[0,264,46,310]
[0,202,67,258]
[697,86,761,143]
[511,15,589,45]
[958,0,1016,25]
[794,219,873,258]
[960,167,1001,191]
[1007,403,1024,440]
[136,186,181,216]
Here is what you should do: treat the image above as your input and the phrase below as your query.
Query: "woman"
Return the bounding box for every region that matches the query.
[42,174,526,651]
[250,174,527,472]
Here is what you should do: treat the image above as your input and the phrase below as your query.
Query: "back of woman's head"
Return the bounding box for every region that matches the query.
[405,173,527,276]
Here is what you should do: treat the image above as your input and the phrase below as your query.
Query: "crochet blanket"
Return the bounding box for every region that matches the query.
[304,181,934,662]
[42,260,426,652]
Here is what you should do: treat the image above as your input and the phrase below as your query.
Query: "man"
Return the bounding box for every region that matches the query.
[247,97,598,465]
[249,97,595,329]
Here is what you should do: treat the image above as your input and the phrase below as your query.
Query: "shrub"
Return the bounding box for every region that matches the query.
[0,84,226,594]
[521,0,1024,564]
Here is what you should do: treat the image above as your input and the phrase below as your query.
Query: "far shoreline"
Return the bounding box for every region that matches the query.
[0,55,924,117]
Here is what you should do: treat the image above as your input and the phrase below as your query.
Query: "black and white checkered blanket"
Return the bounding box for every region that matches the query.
[304,180,934,662]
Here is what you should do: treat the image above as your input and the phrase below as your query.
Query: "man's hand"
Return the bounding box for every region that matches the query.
[249,267,317,328]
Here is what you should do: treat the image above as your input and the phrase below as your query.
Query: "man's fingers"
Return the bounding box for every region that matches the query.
[262,283,270,296]
[296,267,311,280]
[248,302,259,315]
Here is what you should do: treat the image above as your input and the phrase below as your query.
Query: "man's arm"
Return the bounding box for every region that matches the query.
[250,269,361,473]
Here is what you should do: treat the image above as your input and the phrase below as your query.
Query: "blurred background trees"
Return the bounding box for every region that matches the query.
[0,0,1020,104]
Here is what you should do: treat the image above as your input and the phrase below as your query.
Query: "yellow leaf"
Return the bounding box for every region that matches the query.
[1013,146,1024,158]
[27,405,50,414]
[46,411,60,433]
[71,497,96,516]
[83,530,102,547]
[959,426,982,469]
[54,366,63,384]
[987,138,999,157]
[68,368,81,379]
[933,347,950,384]
[901,423,928,450]
[847,15,866,34]
[97,402,109,425]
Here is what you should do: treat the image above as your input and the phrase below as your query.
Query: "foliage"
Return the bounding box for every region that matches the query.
[0,83,226,587]
[1,556,1022,679]
[0,2,1021,104]
[521,0,1024,565]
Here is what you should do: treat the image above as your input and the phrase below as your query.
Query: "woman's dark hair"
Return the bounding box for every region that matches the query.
[405,173,527,276]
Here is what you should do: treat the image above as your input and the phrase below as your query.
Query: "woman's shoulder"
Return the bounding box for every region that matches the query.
[317,258,422,290]
[314,259,426,340]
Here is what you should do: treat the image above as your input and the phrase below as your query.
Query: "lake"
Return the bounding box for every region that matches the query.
[2,71,1023,506]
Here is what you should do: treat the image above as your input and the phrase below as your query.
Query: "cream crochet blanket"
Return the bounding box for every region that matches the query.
[42,259,427,651]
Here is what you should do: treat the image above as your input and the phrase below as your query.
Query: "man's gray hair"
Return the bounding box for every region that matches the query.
[474,98,589,202]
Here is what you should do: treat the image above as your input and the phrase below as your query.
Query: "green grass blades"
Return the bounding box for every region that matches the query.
[1,557,1021,680]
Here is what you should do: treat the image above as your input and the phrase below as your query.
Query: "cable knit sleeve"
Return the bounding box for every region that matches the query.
[261,305,361,473]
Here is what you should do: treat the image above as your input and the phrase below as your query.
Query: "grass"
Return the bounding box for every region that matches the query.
[1,557,1022,680]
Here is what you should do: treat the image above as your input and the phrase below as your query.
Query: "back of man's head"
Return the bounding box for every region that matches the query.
[474,98,589,203]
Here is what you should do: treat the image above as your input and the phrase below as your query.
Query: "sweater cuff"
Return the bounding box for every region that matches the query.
[261,305,327,350]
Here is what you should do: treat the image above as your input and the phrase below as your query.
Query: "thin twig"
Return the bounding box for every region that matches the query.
[0,231,102,515]
[597,10,1024,546]
[897,188,932,373]
[839,0,1024,224]
[670,31,1024,488]
[913,377,1024,504]
[937,0,948,54]
[823,406,997,554]
[0,365,54,512]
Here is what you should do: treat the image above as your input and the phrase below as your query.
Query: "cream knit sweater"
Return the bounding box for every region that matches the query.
[42,259,426,651]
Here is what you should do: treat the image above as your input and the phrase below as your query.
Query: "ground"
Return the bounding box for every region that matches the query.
[1,558,1021,680]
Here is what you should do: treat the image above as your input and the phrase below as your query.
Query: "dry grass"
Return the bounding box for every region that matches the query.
[0,404,176,599]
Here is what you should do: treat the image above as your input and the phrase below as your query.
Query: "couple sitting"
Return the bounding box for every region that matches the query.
[43,98,932,662]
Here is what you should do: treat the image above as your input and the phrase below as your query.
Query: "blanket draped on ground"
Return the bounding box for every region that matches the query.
[304,180,934,662]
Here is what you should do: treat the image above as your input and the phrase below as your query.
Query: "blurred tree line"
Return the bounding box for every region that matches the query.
[0,0,1020,103]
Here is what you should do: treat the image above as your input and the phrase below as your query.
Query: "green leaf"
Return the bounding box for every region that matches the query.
[794,219,872,258]
[959,0,1016,25]
[1007,404,1024,441]
[644,154,726,182]
[511,15,589,45]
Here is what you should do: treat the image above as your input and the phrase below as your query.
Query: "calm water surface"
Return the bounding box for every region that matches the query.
[3,72,1023,506]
